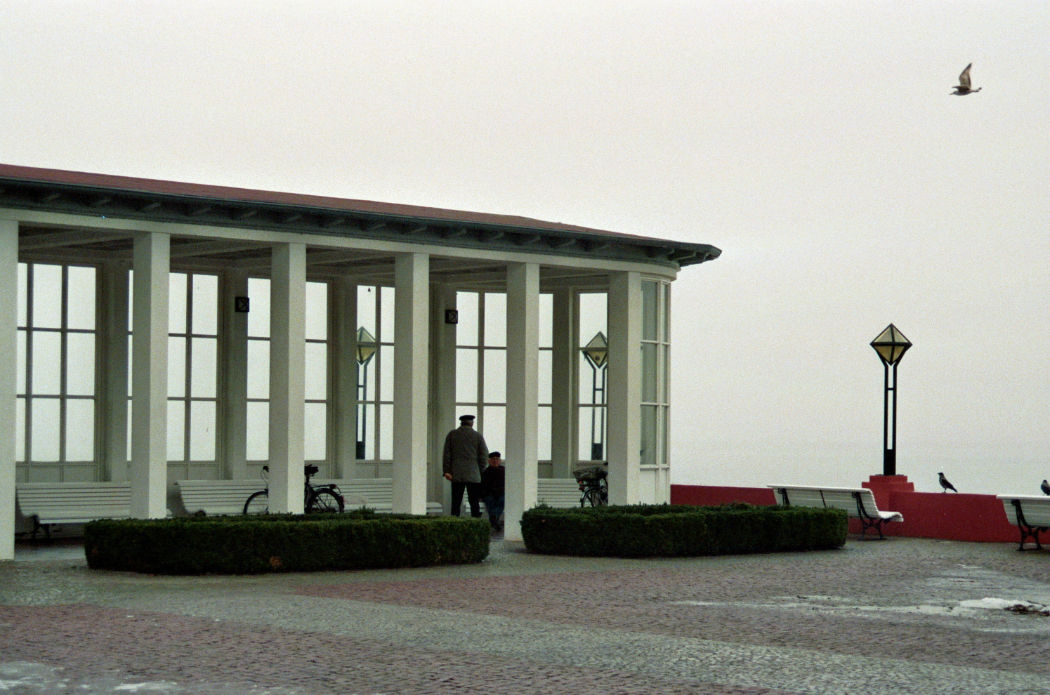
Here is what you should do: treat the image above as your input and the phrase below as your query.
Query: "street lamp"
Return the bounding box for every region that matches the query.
[581,331,608,460]
[355,326,378,460]
[870,324,911,476]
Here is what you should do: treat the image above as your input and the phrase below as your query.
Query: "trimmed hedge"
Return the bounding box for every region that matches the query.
[520,503,846,556]
[84,510,490,574]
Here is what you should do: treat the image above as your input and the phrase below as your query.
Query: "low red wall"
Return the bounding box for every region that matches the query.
[671,480,1020,544]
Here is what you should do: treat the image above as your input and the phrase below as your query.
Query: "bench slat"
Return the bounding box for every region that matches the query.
[769,484,903,539]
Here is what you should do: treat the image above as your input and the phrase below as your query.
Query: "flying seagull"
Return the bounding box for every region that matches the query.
[1041,479,1050,496]
[951,63,981,95]
[938,472,958,493]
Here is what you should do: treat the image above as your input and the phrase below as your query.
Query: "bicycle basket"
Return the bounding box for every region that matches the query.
[573,465,608,482]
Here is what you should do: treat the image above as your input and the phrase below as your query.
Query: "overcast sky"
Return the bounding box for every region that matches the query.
[3,1,1048,494]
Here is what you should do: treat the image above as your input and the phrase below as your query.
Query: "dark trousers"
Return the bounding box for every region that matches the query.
[451,481,482,517]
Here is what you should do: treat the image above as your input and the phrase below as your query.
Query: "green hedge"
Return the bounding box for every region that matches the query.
[520,503,846,556]
[84,511,490,574]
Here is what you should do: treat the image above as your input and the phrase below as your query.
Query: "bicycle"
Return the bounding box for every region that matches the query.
[574,464,608,507]
[243,464,346,514]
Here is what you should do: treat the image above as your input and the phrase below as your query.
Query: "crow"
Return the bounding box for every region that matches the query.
[1041,479,1050,496]
[938,472,958,493]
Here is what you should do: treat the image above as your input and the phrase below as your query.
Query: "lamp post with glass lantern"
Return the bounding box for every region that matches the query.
[870,324,911,476]
[355,326,377,460]
[581,331,608,461]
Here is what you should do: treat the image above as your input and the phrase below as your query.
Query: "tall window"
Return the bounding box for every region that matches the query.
[577,292,607,461]
[357,285,394,461]
[640,280,671,469]
[16,263,98,478]
[245,278,330,464]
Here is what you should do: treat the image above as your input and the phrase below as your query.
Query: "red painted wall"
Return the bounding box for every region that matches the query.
[671,481,1021,544]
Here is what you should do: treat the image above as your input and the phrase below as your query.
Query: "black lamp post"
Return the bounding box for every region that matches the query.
[870,324,911,476]
[355,326,377,460]
[581,331,608,461]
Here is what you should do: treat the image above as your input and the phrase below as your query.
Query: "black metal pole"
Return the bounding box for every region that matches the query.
[882,361,894,476]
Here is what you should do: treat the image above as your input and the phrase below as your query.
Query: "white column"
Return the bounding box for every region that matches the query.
[268,243,306,513]
[429,283,457,510]
[504,262,540,541]
[607,271,641,505]
[393,253,428,514]
[332,279,358,478]
[130,232,170,518]
[549,287,576,478]
[100,262,130,481]
[0,220,18,560]
[221,270,249,480]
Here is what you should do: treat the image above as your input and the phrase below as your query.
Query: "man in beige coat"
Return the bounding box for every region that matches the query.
[442,414,488,517]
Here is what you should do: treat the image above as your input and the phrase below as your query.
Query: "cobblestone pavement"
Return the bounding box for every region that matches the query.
[2,537,1050,694]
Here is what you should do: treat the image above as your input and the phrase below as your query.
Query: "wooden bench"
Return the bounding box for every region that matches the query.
[769,484,903,539]
[537,478,582,508]
[997,495,1050,551]
[175,479,263,516]
[16,482,133,539]
[175,477,443,516]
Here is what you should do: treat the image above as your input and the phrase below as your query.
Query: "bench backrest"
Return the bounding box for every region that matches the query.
[318,478,394,507]
[176,480,262,515]
[16,482,133,523]
[770,485,882,519]
[998,495,1050,527]
[536,478,581,508]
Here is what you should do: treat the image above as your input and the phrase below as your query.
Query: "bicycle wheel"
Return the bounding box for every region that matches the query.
[583,488,603,507]
[243,490,269,515]
[307,488,344,514]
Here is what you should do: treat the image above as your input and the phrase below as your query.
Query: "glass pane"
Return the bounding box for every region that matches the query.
[640,405,657,467]
[66,333,95,396]
[538,349,552,404]
[484,293,506,347]
[31,398,60,461]
[305,281,328,340]
[191,338,217,398]
[456,291,478,346]
[126,269,134,331]
[248,278,270,338]
[579,354,601,405]
[66,266,96,330]
[642,343,658,403]
[169,273,187,334]
[483,349,506,403]
[31,331,61,395]
[246,402,269,460]
[642,281,658,341]
[537,405,552,461]
[17,330,25,394]
[192,274,218,335]
[167,336,186,398]
[17,263,27,327]
[247,339,269,399]
[480,406,505,457]
[661,344,670,404]
[578,405,604,461]
[305,342,327,400]
[662,283,671,342]
[359,403,377,459]
[189,400,216,461]
[378,345,394,402]
[65,399,94,461]
[578,293,606,347]
[16,397,25,461]
[538,293,553,348]
[305,402,327,460]
[357,285,376,335]
[456,348,478,403]
[32,264,63,329]
[380,286,395,338]
[167,400,185,460]
[378,403,393,460]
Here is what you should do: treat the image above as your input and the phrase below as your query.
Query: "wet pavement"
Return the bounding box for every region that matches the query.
[1,536,1049,694]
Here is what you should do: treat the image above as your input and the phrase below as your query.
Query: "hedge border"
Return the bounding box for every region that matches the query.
[84,511,490,574]
[520,503,847,556]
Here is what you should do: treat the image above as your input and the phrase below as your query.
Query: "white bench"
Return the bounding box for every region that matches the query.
[769,484,903,539]
[175,477,443,516]
[537,478,582,508]
[16,482,133,539]
[997,495,1050,551]
[176,479,262,516]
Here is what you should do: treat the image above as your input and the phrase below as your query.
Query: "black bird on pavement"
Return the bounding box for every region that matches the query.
[1041,479,1050,496]
[938,472,958,493]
